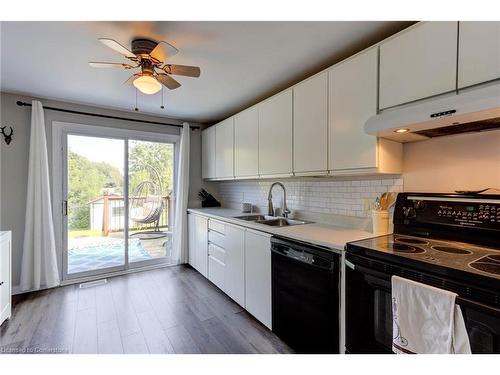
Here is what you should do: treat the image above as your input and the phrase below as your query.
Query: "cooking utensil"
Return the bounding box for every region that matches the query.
[380,192,388,210]
[386,192,398,209]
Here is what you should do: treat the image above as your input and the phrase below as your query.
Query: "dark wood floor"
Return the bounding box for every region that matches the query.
[0,265,292,354]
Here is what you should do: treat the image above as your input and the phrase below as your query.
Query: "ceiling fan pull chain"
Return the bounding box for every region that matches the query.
[135,88,139,112]
[161,87,165,109]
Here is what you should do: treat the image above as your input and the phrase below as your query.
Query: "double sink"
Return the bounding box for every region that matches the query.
[233,214,312,227]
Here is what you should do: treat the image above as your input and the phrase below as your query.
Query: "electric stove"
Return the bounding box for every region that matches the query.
[345,192,500,354]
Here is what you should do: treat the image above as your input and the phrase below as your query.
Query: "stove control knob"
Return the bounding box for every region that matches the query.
[403,207,416,218]
[414,200,426,210]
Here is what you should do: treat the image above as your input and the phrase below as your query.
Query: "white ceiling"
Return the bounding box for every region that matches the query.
[1,21,412,123]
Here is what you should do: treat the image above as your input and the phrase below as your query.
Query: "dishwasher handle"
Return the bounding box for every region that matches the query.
[272,244,333,270]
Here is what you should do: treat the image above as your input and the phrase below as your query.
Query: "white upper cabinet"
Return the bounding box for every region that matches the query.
[215,117,234,179]
[201,126,216,179]
[379,22,458,109]
[329,48,378,171]
[458,21,500,89]
[234,106,259,178]
[258,89,293,177]
[293,72,328,174]
[329,48,402,174]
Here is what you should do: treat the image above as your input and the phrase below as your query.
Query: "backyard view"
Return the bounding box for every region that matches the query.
[67,135,174,275]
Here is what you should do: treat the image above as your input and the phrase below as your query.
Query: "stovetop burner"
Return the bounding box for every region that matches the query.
[395,237,429,245]
[469,255,500,276]
[381,242,426,254]
[432,246,473,255]
[349,233,500,280]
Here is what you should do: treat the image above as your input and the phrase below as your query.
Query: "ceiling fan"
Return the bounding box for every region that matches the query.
[89,38,201,95]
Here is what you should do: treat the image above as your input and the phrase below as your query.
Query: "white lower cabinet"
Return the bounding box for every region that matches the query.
[244,229,272,329]
[188,214,208,278]
[0,231,12,326]
[224,225,245,306]
[208,246,225,291]
[188,214,272,328]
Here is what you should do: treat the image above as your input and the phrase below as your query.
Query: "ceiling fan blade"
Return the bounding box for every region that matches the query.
[123,74,139,85]
[89,62,135,69]
[150,41,179,63]
[163,64,201,78]
[157,73,181,90]
[98,38,136,59]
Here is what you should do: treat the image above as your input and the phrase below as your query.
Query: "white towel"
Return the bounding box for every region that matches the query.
[392,275,471,354]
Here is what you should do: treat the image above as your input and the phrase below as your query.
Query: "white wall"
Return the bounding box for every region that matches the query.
[215,130,500,220]
[403,131,500,192]
[218,177,403,218]
[0,91,208,287]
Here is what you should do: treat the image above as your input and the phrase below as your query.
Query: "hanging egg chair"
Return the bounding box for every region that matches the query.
[129,165,165,237]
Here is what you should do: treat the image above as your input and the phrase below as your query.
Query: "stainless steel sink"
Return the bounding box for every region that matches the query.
[234,215,312,227]
[255,218,312,227]
[233,215,268,221]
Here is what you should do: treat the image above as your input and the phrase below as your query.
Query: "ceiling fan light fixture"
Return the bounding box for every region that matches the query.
[133,74,162,95]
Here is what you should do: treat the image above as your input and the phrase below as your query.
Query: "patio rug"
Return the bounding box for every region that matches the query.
[68,237,152,274]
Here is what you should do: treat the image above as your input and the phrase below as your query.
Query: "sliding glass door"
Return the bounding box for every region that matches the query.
[127,140,174,265]
[66,134,126,275]
[54,122,178,281]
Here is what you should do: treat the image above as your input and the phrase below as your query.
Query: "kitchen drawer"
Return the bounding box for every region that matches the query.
[208,243,225,263]
[208,230,226,248]
[208,255,225,291]
[208,219,225,234]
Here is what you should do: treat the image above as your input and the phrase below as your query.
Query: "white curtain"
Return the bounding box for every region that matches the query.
[20,100,60,291]
[172,122,191,264]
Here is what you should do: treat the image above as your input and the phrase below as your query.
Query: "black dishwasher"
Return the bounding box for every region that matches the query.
[271,236,340,353]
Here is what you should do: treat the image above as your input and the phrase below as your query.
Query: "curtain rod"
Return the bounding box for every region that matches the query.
[16,101,200,130]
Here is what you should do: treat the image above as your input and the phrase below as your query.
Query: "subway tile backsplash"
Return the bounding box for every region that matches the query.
[217,177,403,218]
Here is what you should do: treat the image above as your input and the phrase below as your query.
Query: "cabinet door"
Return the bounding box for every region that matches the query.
[293,72,328,174]
[379,22,458,109]
[458,21,500,89]
[0,234,11,323]
[329,48,378,171]
[215,117,234,179]
[188,214,197,270]
[258,90,293,176]
[208,245,225,291]
[201,126,216,179]
[224,225,245,306]
[195,215,208,278]
[244,230,272,329]
[234,107,259,178]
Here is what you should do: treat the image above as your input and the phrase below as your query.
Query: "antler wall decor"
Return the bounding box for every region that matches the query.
[1,126,13,145]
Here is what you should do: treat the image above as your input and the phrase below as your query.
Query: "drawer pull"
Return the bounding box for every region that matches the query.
[0,281,4,286]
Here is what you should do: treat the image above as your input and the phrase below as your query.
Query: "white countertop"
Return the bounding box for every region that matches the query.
[187,207,375,251]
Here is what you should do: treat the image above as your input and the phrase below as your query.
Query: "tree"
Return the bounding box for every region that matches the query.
[128,141,174,195]
[67,151,123,230]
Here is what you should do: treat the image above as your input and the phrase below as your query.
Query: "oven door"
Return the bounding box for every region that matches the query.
[345,254,500,354]
[345,260,393,353]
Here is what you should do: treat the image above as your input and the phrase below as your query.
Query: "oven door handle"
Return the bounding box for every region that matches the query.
[457,296,500,316]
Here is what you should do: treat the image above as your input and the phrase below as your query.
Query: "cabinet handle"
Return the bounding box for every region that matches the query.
[0,281,4,286]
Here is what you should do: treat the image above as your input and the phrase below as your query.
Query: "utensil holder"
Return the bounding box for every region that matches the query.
[372,210,389,235]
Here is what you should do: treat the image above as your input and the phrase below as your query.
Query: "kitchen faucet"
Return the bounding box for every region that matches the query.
[267,182,290,218]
